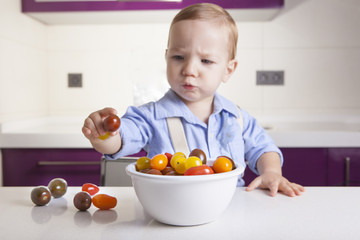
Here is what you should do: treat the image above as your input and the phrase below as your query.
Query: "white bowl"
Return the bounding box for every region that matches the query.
[126,161,244,226]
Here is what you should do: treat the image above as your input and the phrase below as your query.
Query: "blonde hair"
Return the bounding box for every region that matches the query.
[168,3,238,60]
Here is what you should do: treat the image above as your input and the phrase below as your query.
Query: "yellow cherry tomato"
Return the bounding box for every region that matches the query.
[170,152,186,168]
[174,156,187,174]
[136,157,151,171]
[184,156,202,171]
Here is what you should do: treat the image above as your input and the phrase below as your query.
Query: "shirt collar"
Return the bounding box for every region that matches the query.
[154,89,240,122]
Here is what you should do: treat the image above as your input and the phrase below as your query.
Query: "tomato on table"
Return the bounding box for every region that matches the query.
[82,183,100,196]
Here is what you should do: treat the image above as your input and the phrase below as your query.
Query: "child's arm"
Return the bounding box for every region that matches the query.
[82,107,122,155]
[245,152,305,197]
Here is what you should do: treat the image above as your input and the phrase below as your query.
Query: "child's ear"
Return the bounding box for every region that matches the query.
[223,59,238,83]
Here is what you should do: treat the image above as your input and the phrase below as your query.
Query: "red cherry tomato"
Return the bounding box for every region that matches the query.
[92,194,117,210]
[164,152,173,166]
[184,165,214,175]
[82,183,100,196]
[103,114,120,132]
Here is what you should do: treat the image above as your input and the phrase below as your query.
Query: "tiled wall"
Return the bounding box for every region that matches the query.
[0,0,47,121]
[1,0,360,121]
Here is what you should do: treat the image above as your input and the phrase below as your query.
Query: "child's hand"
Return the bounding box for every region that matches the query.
[82,107,118,140]
[245,172,305,197]
[82,107,122,154]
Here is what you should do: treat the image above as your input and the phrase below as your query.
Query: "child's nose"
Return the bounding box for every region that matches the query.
[182,59,198,77]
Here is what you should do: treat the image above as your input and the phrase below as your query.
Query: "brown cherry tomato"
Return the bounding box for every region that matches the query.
[92,194,117,210]
[73,191,92,211]
[103,114,121,132]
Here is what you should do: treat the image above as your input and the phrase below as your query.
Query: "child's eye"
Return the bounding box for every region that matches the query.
[172,55,184,60]
[201,59,213,64]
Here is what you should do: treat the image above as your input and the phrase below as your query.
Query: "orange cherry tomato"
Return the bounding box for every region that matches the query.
[82,183,99,196]
[150,154,168,171]
[213,157,233,173]
[92,194,117,210]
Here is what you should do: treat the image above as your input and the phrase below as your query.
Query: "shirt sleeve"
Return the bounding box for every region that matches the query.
[241,109,283,175]
[104,105,153,160]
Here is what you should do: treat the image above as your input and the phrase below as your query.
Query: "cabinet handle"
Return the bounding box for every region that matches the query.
[38,161,100,166]
[344,157,350,186]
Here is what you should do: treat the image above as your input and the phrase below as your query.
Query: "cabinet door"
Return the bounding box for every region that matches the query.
[281,148,328,186]
[243,148,328,186]
[328,148,360,186]
[2,149,102,186]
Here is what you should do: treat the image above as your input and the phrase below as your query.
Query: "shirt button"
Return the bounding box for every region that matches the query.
[209,133,214,139]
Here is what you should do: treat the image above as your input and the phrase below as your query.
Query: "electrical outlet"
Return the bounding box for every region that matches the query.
[68,73,82,88]
[256,71,284,85]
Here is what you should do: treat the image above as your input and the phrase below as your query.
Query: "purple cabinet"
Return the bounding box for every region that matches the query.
[2,149,102,186]
[328,148,360,186]
[243,148,328,186]
[22,0,284,12]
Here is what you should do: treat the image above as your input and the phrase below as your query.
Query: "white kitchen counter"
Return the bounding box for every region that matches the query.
[1,115,360,148]
[0,187,359,240]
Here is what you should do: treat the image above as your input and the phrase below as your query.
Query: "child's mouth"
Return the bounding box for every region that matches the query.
[183,84,195,90]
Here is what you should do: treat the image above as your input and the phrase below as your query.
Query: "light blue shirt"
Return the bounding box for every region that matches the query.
[105,89,283,186]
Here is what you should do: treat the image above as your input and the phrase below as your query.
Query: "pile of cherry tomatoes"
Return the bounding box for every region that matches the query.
[30,178,117,211]
[136,148,235,176]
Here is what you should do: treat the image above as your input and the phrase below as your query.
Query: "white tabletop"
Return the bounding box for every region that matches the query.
[0,187,359,240]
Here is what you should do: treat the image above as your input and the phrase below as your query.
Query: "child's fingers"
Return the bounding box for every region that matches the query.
[268,182,279,197]
[246,177,261,192]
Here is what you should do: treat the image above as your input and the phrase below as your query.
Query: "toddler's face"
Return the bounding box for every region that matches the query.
[166,19,236,105]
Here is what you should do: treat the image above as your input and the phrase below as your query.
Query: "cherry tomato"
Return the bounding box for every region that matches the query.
[189,148,207,164]
[31,186,51,206]
[184,165,214,175]
[184,156,202,171]
[170,152,186,168]
[164,152,173,166]
[150,154,168,171]
[146,169,162,175]
[217,156,236,170]
[136,157,151,171]
[161,166,175,175]
[82,183,99,196]
[73,191,92,211]
[92,194,117,210]
[48,178,67,198]
[174,156,187,174]
[213,157,233,173]
[103,114,120,132]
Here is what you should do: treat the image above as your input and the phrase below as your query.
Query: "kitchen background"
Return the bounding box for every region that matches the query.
[1,0,360,187]
[1,0,360,122]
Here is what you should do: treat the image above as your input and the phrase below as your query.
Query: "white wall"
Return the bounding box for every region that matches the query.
[1,0,360,121]
[0,0,47,121]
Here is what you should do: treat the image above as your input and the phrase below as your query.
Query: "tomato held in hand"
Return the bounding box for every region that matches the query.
[150,154,168,171]
[92,194,117,210]
[103,114,120,132]
[184,165,214,175]
[82,183,99,196]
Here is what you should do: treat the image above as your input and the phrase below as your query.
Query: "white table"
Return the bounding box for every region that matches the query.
[0,187,358,240]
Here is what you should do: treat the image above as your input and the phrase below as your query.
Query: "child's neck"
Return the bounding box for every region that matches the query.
[184,97,214,124]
